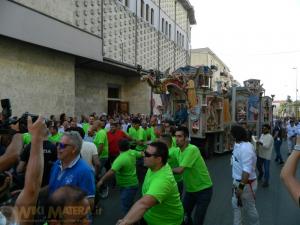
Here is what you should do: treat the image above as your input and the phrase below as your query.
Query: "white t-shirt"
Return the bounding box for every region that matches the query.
[231,142,257,180]
[257,133,274,160]
[80,141,98,170]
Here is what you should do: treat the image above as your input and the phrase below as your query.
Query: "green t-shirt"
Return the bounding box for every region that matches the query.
[146,127,157,142]
[179,144,213,192]
[111,150,142,187]
[48,132,63,144]
[172,136,177,148]
[128,127,147,151]
[94,129,109,159]
[22,133,32,145]
[168,147,183,182]
[142,164,183,225]
[82,123,90,135]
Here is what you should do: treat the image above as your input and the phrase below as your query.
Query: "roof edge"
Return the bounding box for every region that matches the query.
[177,0,196,25]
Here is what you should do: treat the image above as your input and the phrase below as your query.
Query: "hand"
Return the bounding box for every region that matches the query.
[235,188,243,207]
[235,187,243,198]
[10,122,20,132]
[97,180,103,189]
[28,116,47,140]
[116,219,129,225]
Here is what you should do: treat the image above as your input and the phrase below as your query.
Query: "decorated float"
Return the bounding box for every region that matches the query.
[141,65,225,155]
[222,79,274,152]
[142,67,274,155]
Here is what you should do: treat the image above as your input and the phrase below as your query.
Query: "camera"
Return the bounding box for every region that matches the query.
[0,99,39,134]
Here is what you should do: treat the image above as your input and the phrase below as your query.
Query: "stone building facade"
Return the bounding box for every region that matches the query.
[191,48,239,92]
[0,0,195,117]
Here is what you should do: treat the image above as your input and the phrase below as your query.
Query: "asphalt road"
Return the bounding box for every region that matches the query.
[94,141,300,225]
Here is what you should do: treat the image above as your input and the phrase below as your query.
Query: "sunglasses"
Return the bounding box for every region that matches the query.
[144,151,159,158]
[58,142,72,149]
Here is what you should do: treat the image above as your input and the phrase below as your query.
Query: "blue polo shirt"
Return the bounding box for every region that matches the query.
[49,155,95,198]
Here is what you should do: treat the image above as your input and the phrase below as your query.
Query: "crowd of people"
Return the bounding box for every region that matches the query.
[0,112,213,225]
[1,111,300,225]
[231,117,300,225]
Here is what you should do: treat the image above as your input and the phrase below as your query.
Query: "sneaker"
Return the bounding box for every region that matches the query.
[279,161,284,165]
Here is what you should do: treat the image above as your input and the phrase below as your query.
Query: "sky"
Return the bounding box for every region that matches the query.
[189,0,300,101]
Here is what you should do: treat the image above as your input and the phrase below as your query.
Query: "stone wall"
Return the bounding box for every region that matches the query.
[123,76,151,114]
[12,0,74,25]
[74,0,102,37]
[160,0,175,21]
[75,68,150,116]
[103,1,136,65]
[0,36,75,117]
[176,2,188,32]
[136,21,159,70]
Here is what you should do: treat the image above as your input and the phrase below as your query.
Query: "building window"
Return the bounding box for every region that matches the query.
[162,18,164,32]
[182,35,184,47]
[177,31,179,44]
[146,4,149,21]
[165,21,168,35]
[151,8,154,25]
[108,86,120,99]
[125,0,129,7]
[179,33,181,46]
[169,24,171,39]
[141,0,144,18]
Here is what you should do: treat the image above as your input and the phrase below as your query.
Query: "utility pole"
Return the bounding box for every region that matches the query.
[293,67,298,101]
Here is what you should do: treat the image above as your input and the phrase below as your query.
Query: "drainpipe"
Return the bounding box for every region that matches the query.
[135,0,138,66]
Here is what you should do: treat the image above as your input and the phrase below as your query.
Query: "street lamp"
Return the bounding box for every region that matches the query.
[271,94,275,130]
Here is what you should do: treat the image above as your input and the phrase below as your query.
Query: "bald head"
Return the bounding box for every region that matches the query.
[93,120,105,131]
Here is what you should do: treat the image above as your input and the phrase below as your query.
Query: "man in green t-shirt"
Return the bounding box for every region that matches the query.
[82,114,95,135]
[97,139,142,214]
[48,122,63,144]
[146,116,158,142]
[159,134,183,196]
[117,142,183,225]
[128,118,147,183]
[173,126,213,225]
[128,118,147,152]
[93,120,109,173]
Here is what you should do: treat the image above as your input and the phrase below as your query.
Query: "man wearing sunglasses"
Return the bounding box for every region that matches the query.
[116,141,183,225]
[48,131,95,210]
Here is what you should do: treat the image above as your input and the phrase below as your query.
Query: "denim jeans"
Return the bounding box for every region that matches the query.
[257,157,270,182]
[274,139,283,162]
[183,187,213,225]
[100,158,108,176]
[120,186,138,214]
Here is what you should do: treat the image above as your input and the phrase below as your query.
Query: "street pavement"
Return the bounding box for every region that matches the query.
[94,141,300,225]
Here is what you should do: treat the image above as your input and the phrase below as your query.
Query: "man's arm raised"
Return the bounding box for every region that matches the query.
[15,116,47,225]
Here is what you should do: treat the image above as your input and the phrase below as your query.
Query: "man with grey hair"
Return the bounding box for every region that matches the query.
[48,131,96,208]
